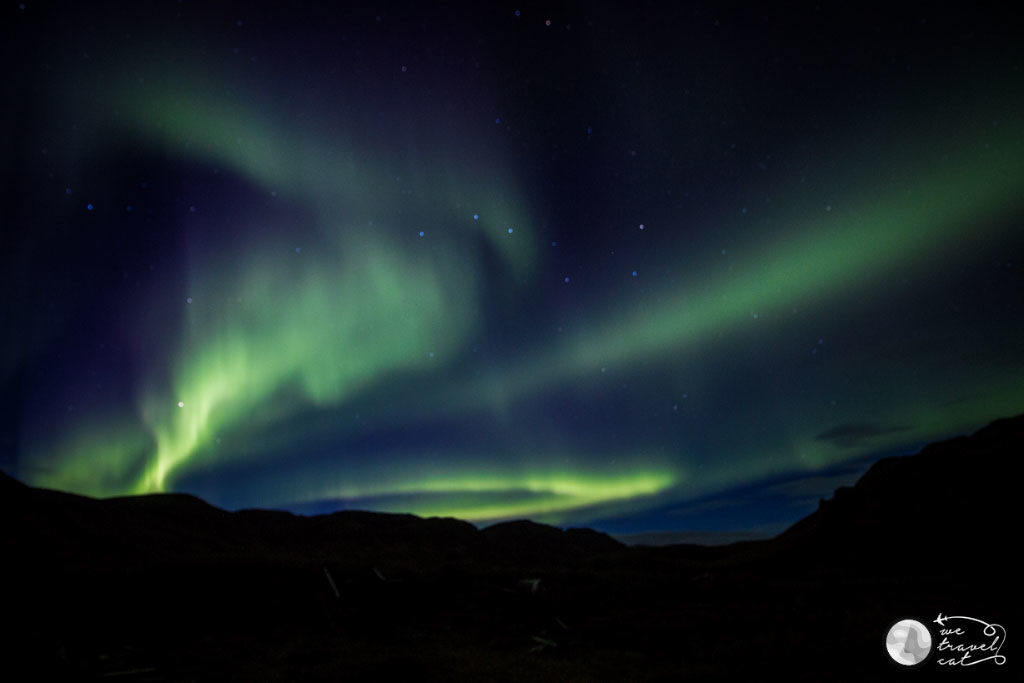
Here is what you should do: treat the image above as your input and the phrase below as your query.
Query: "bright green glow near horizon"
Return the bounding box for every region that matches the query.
[135,240,479,493]
[30,416,154,498]
[308,468,678,522]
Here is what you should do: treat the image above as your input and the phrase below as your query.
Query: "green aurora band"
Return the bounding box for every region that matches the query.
[23,59,1024,525]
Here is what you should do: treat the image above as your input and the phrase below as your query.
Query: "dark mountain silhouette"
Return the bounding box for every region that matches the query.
[480,519,625,566]
[775,414,1017,571]
[2,414,1019,680]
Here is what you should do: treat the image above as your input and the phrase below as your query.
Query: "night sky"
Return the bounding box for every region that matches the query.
[3,1,1023,536]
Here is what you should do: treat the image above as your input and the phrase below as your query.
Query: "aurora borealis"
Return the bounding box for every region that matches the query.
[3,2,1023,535]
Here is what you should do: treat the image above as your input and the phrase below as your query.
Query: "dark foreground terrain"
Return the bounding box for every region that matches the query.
[3,416,1019,681]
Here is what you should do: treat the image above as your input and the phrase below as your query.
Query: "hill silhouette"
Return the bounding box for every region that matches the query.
[775,414,1017,570]
[2,414,1019,680]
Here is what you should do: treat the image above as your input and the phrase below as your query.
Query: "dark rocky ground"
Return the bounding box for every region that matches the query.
[3,415,1019,681]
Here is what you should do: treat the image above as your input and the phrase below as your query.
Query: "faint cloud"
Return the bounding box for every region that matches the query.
[814,422,911,448]
[766,473,864,499]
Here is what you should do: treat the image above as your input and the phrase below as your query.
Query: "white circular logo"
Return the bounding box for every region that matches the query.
[886,619,933,666]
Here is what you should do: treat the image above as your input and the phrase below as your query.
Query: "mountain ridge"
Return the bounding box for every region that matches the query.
[2,413,1019,680]
[6,413,1019,559]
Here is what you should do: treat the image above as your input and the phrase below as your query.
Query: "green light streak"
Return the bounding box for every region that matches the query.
[291,466,679,523]
[63,60,540,494]
[134,241,479,493]
[104,63,537,280]
[452,121,1024,410]
[28,415,154,497]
